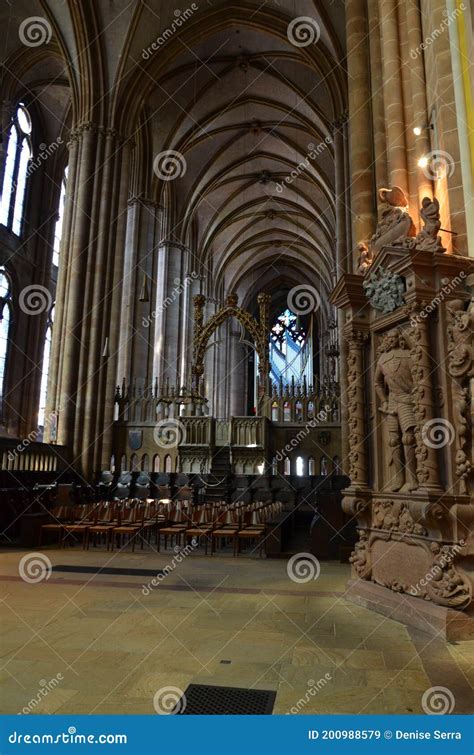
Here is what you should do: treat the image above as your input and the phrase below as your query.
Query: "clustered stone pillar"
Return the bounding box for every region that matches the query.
[179,270,203,388]
[229,329,247,417]
[47,123,131,476]
[152,240,187,386]
[379,0,409,196]
[367,0,388,191]
[117,196,162,390]
[404,1,433,201]
[333,115,348,276]
[345,0,376,268]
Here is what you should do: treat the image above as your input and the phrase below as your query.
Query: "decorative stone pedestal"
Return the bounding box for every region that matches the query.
[345,579,474,642]
[331,212,474,640]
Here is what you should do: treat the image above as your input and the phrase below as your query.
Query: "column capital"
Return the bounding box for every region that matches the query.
[158,239,189,253]
[127,194,164,211]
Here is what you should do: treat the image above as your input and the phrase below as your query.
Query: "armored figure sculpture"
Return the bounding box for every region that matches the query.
[375,329,418,492]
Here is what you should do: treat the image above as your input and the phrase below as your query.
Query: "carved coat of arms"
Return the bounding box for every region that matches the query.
[363,267,406,314]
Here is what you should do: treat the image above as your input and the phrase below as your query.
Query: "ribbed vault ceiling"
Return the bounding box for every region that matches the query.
[1,0,347,316]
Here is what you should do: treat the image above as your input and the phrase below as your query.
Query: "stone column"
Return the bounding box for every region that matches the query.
[229,329,246,417]
[97,140,132,472]
[333,115,348,277]
[179,270,202,389]
[367,0,388,190]
[117,196,162,389]
[379,0,409,195]
[345,0,376,268]
[45,133,79,438]
[57,123,98,450]
[215,318,229,419]
[51,122,132,475]
[405,0,433,202]
[345,330,369,487]
[152,240,186,386]
[204,297,217,413]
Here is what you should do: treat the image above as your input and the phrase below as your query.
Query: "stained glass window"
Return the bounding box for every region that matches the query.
[269,308,311,385]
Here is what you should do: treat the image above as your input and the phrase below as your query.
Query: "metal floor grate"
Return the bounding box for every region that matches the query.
[174,684,276,715]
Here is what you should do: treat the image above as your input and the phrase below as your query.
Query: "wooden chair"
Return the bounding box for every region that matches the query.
[84,503,118,550]
[210,510,240,555]
[110,503,143,551]
[60,505,93,548]
[157,506,190,551]
[235,510,267,557]
[183,507,213,555]
[38,506,70,546]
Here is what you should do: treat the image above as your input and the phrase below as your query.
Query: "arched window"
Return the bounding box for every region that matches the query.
[296,456,305,476]
[52,166,68,268]
[0,104,32,235]
[269,308,312,386]
[0,270,12,411]
[37,306,54,437]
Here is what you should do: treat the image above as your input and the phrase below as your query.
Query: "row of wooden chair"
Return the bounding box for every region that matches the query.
[38,499,283,556]
[158,501,283,556]
[39,501,163,551]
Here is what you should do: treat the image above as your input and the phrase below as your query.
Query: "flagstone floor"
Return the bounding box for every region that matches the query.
[0,546,472,715]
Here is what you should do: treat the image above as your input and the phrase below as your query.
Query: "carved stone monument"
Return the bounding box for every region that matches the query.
[331,197,474,640]
[375,329,418,492]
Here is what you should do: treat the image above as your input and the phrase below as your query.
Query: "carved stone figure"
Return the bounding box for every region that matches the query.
[375,329,418,492]
[356,242,372,275]
[413,197,445,252]
[370,186,416,255]
[363,267,406,313]
[446,299,473,494]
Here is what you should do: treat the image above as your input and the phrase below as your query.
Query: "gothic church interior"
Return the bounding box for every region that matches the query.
[0,0,473,716]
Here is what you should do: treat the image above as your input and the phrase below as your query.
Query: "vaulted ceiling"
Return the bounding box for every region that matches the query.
[1,0,348,319]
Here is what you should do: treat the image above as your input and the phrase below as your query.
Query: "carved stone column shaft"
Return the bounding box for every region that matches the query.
[346,330,369,486]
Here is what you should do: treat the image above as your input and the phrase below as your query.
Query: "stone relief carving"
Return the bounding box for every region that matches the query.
[372,499,427,535]
[375,329,418,492]
[426,542,472,609]
[349,530,371,579]
[363,267,406,313]
[346,331,368,485]
[370,186,416,256]
[446,299,473,494]
[408,307,442,489]
[414,197,446,252]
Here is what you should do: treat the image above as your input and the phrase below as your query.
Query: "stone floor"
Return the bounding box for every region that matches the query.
[0,544,473,715]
